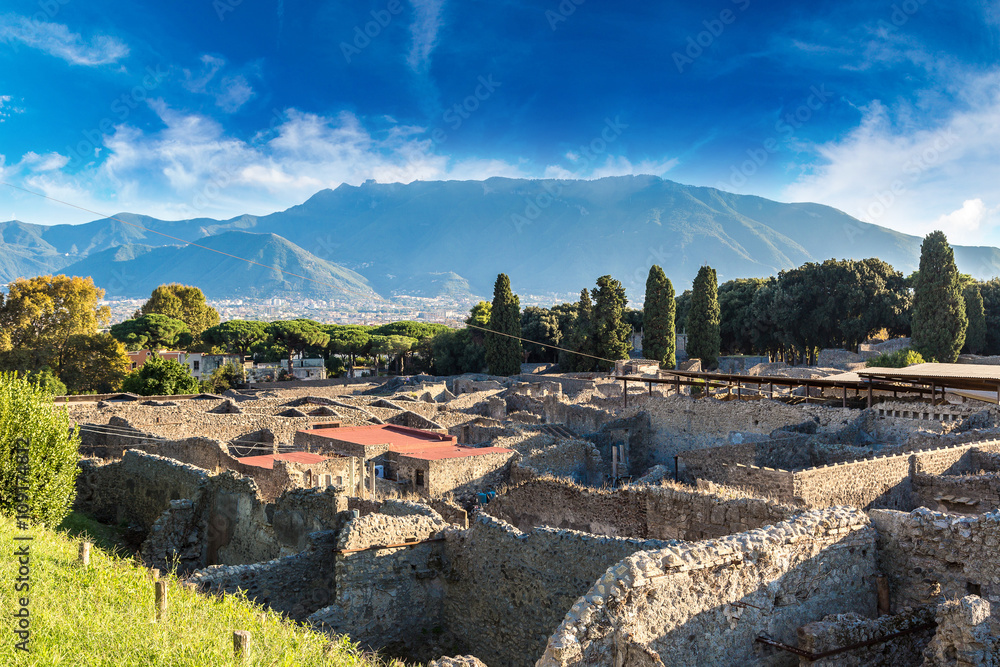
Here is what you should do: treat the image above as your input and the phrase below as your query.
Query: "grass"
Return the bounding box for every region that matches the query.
[0,513,395,667]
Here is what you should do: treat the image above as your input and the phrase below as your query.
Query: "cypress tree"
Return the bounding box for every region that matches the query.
[591,275,632,370]
[912,231,967,362]
[561,289,596,371]
[687,266,721,369]
[485,273,523,375]
[963,283,986,355]
[643,265,676,369]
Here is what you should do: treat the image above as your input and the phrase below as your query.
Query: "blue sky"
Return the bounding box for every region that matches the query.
[2,0,1000,245]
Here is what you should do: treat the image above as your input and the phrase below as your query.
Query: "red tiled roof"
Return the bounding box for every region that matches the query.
[305,424,455,448]
[236,451,329,469]
[301,424,512,460]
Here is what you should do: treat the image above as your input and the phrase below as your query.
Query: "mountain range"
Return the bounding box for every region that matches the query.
[3,175,1000,303]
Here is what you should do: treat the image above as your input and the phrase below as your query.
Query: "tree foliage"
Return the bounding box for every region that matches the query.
[137,283,220,336]
[911,231,967,362]
[590,275,631,369]
[485,274,523,376]
[866,348,926,368]
[521,306,562,363]
[686,266,721,369]
[560,289,595,372]
[121,357,200,396]
[110,314,192,351]
[643,265,675,368]
[59,333,130,394]
[204,362,244,394]
[201,321,268,358]
[0,275,110,368]
[963,284,986,355]
[267,320,330,375]
[0,371,80,526]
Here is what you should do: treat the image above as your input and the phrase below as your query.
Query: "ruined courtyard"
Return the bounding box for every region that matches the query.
[67,366,1000,666]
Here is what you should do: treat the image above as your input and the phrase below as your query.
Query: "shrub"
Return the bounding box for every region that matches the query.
[121,357,199,396]
[26,366,67,396]
[866,348,926,368]
[204,362,244,393]
[0,372,79,526]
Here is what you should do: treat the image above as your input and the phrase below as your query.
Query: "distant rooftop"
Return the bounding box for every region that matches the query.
[236,451,330,469]
[303,424,512,460]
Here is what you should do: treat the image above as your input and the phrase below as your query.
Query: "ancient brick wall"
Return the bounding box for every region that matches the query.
[440,514,680,666]
[538,508,877,667]
[485,478,798,542]
[425,451,515,497]
[923,596,1000,666]
[912,471,1000,514]
[792,455,914,510]
[871,508,1000,613]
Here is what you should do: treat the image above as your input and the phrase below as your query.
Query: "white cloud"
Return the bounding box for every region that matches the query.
[407,0,445,73]
[783,68,1000,245]
[183,55,256,113]
[543,155,679,180]
[0,94,23,122]
[0,14,128,66]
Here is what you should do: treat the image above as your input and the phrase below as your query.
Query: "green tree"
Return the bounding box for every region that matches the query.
[59,333,131,394]
[0,275,111,371]
[200,321,268,359]
[137,284,220,336]
[520,307,562,363]
[867,348,926,368]
[25,367,67,396]
[121,357,200,396]
[110,314,192,351]
[687,266,721,369]
[963,284,987,355]
[0,372,79,525]
[591,275,632,370]
[267,320,331,376]
[643,265,676,368]
[911,231,967,362]
[485,274,523,376]
[204,362,245,393]
[371,321,449,341]
[718,278,767,355]
[325,326,372,374]
[560,289,596,371]
[980,278,1000,355]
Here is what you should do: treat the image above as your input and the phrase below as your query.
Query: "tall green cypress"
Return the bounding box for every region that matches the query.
[643,265,676,369]
[591,275,632,370]
[963,284,985,355]
[687,266,721,369]
[912,231,967,362]
[485,273,523,376]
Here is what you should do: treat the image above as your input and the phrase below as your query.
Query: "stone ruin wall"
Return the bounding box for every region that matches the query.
[538,508,878,667]
[923,595,1000,666]
[441,514,682,667]
[795,605,936,666]
[871,507,1000,614]
[485,477,798,542]
[680,439,1000,513]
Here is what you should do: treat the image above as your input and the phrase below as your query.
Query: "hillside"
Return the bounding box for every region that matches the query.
[59,231,381,300]
[5,176,1000,301]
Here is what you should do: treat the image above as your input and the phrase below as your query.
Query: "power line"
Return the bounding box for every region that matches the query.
[4,180,628,367]
[464,322,619,365]
[0,181,377,302]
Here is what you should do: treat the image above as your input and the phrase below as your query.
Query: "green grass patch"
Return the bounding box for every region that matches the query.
[0,514,393,666]
[56,511,133,558]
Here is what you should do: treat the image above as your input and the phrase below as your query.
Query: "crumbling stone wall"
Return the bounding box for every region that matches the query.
[796,606,935,666]
[538,508,878,667]
[913,470,1000,514]
[871,508,1000,614]
[310,508,450,653]
[440,514,680,666]
[486,478,798,542]
[923,596,1000,666]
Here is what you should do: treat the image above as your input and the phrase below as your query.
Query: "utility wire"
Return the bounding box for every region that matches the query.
[4,180,627,367]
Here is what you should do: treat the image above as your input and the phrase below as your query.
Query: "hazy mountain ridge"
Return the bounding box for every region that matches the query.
[4,176,1000,301]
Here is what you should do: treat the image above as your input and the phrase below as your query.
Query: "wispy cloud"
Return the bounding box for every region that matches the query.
[0,94,24,122]
[183,55,256,113]
[784,66,1000,245]
[407,0,445,73]
[0,14,128,66]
